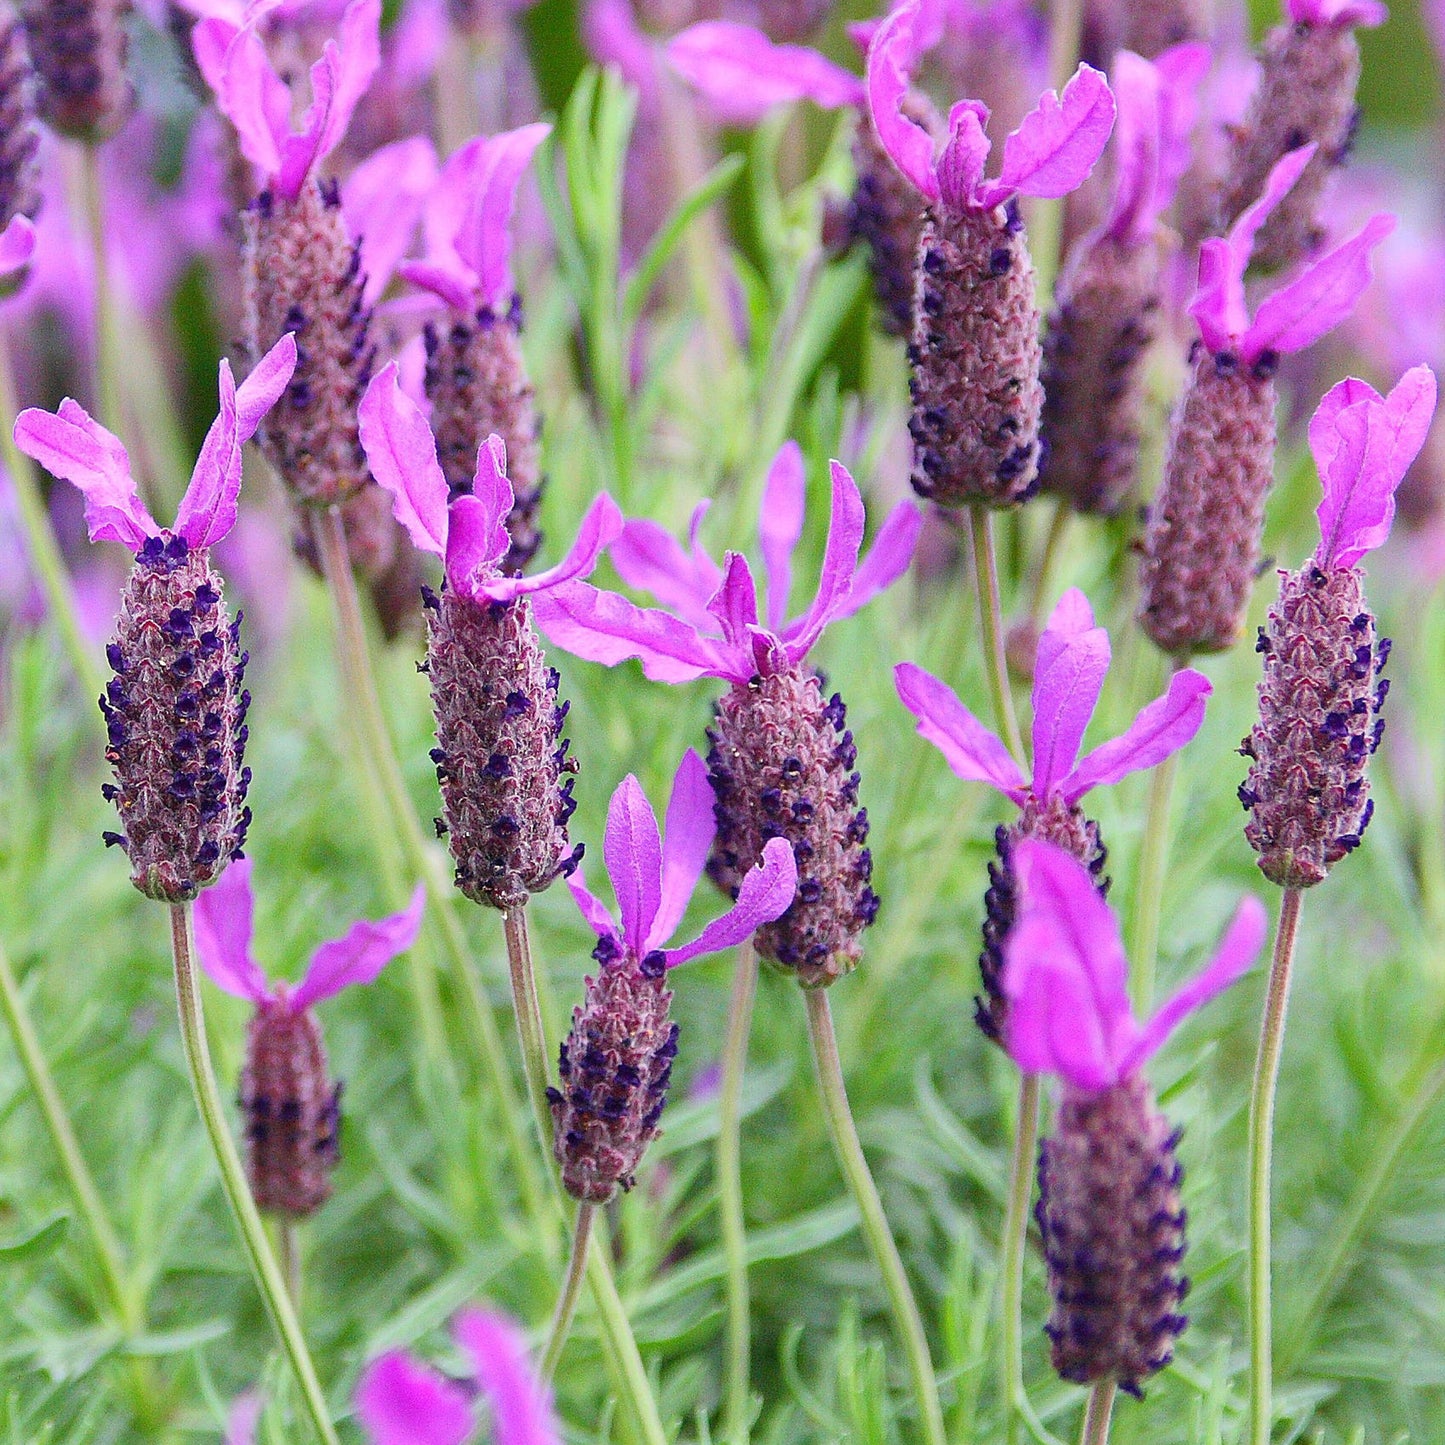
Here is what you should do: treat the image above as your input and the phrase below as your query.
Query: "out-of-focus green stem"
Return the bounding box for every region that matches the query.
[970,507,1026,763]
[279,1220,302,1311]
[1079,1381,1115,1445]
[1029,503,1072,632]
[1129,748,1179,1015]
[79,148,124,451]
[1002,1073,1041,1445]
[503,904,555,1162]
[540,1202,593,1381]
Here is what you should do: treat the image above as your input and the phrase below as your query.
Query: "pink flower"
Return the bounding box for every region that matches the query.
[356,1307,560,1445]
[866,0,1114,213]
[1003,839,1266,1091]
[13,336,297,552]
[533,441,920,683]
[0,215,35,287]
[398,123,553,312]
[1311,365,1438,569]
[568,749,797,969]
[193,857,424,1011]
[356,361,622,603]
[341,135,441,306]
[895,588,1212,810]
[1191,145,1395,365]
[1288,0,1386,26]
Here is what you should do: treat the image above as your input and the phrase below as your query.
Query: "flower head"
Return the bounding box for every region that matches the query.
[1003,839,1266,1091]
[1288,0,1386,25]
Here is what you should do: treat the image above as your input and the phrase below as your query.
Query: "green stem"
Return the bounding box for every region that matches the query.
[540,1203,594,1382]
[1028,503,1072,633]
[503,905,555,1159]
[804,988,946,1445]
[79,147,124,452]
[1247,887,1304,1445]
[718,941,758,1444]
[1002,1072,1041,1445]
[169,904,338,1445]
[1079,1381,1116,1445]
[969,506,1026,764]
[280,1219,302,1311]
[1128,748,1179,1015]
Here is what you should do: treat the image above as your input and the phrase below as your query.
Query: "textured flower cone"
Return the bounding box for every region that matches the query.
[425,588,578,909]
[1217,21,1361,273]
[423,300,544,574]
[244,182,375,508]
[1038,234,1161,516]
[99,535,251,902]
[705,669,875,989]
[847,110,929,340]
[19,0,131,141]
[240,1000,341,1218]
[755,0,829,41]
[908,203,1044,509]
[977,795,1107,1044]
[1036,1074,1189,1395]
[0,3,39,228]
[1241,564,1385,888]
[1084,0,1204,62]
[547,955,678,1204]
[1137,348,1277,656]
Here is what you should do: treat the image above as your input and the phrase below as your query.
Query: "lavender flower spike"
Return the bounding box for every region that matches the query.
[550,752,797,1202]
[896,586,1211,1041]
[869,0,1115,506]
[359,362,621,909]
[14,335,297,900]
[1005,838,1266,1395]
[1243,365,1436,887]
[195,859,424,1217]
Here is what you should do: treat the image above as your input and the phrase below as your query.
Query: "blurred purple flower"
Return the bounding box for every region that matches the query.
[0,214,34,287]
[341,135,441,306]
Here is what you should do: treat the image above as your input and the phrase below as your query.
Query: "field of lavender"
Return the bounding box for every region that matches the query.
[2,0,1445,1440]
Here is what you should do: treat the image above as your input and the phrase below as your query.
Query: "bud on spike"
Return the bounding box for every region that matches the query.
[0,2,40,232]
[20,0,131,142]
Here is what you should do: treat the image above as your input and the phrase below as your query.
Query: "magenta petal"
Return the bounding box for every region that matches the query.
[223,1391,262,1445]
[480,492,624,602]
[707,551,762,650]
[235,332,300,440]
[192,858,271,1004]
[1029,587,1110,798]
[291,885,424,1011]
[936,100,991,213]
[832,499,920,621]
[783,460,865,663]
[1313,365,1437,567]
[759,442,806,632]
[453,123,552,309]
[217,25,288,178]
[0,213,35,276]
[568,867,620,942]
[894,662,1026,801]
[978,63,1115,208]
[1102,50,1161,244]
[398,258,475,311]
[666,21,864,126]
[190,16,236,98]
[1242,212,1395,363]
[1288,0,1386,23]
[864,0,939,202]
[604,774,664,955]
[1152,42,1210,214]
[443,436,513,594]
[342,136,440,306]
[645,748,716,952]
[1117,895,1266,1077]
[1062,667,1211,803]
[454,1309,561,1445]
[357,362,449,558]
[609,510,720,630]
[14,401,155,550]
[665,837,796,966]
[355,1351,473,1445]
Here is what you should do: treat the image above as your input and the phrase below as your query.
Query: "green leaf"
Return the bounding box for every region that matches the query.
[0,1216,67,1263]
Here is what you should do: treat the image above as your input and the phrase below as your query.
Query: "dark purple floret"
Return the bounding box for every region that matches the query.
[19,0,131,141]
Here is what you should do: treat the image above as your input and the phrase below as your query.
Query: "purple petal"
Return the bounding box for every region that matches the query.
[646,748,716,951]
[707,551,762,649]
[1117,895,1266,1076]
[665,837,796,965]
[832,499,920,622]
[1061,667,1212,803]
[894,662,1026,802]
[224,1391,262,1445]
[454,1308,562,1445]
[1152,43,1210,214]
[190,16,236,98]
[1288,0,1386,23]
[1029,587,1110,797]
[782,460,865,663]
[759,442,806,632]
[192,858,271,1004]
[1242,212,1395,364]
[215,25,288,178]
[609,507,720,631]
[444,436,513,594]
[398,258,475,310]
[1102,51,1161,244]
[13,401,155,550]
[453,123,552,309]
[235,332,300,440]
[355,1351,473,1445]
[936,100,991,212]
[0,214,35,277]
[357,362,449,558]
[1313,365,1437,567]
[977,63,1115,208]
[666,22,864,126]
[342,136,440,306]
[864,0,938,202]
[291,885,424,1011]
[604,774,663,955]
[567,868,620,942]
[478,492,624,603]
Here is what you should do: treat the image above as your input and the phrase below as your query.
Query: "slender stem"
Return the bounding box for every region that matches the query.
[1079,1382,1116,1445]
[1128,749,1179,1015]
[1028,503,1072,632]
[503,905,555,1158]
[583,1238,670,1445]
[969,507,1026,764]
[1002,1072,1041,1445]
[540,1203,594,1382]
[280,1220,302,1311]
[718,941,758,1445]
[804,989,946,1445]
[169,904,339,1445]
[1247,887,1304,1445]
[79,147,124,448]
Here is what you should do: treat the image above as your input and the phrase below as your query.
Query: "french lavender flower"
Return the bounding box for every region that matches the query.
[1137,145,1393,657]
[13,336,296,900]
[551,753,796,1202]
[356,1307,561,1445]
[358,363,621,910]
[895,587,1211,1042]
[0,2,38,231]
[1085,0,1206,61]
[535,444,919,987]
[1242,366,1436,887]
[20,0,131,141]
[1004,838,1266,1394]
[868,1,1115,508]
[194,859,424,1217]
[1217,0,1385,273]
[1038,44,1208,516]
[195,0,381,508]
[400,123,552,574]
